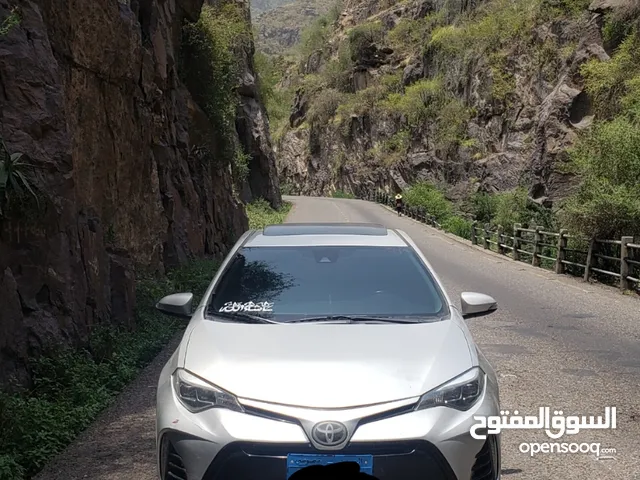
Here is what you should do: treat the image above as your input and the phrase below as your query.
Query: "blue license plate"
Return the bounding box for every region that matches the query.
[286,454,374,478]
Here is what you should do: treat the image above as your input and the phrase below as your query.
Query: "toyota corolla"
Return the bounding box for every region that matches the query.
[155,223,501,480]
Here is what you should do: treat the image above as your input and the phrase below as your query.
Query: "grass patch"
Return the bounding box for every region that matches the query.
[0,259,219,480]
[245,198,293,229]
[332,190,354,198]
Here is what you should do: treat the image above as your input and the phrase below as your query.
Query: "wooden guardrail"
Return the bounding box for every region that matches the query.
[365,190,640,292]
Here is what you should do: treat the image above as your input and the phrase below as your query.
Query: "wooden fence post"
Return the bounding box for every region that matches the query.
[513,223,521,261]
[532,226,542,267]
[497,225,504,255]
[621,236,633,291]
[483,223,490,249]
[583,238,596,282]
[555,229,568,274]
[471,221,477,245]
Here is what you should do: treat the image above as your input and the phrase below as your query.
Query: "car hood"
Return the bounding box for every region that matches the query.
[183,320,474,408]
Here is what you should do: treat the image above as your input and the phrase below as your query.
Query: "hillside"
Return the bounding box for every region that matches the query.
[251,0,298,15]
[266,0,640,239]
[255,0,335,54]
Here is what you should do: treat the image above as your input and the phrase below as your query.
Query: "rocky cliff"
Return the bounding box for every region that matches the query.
[274,0,639,206]
[0,0,280,386]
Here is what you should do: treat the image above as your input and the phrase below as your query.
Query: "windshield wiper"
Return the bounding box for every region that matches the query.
[287,315,434,324]
[210,312,281,324]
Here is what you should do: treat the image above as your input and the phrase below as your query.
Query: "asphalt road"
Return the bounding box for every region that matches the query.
[36,195,640,480]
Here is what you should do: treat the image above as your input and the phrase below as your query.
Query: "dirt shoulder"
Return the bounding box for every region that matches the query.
[34,333,183,480]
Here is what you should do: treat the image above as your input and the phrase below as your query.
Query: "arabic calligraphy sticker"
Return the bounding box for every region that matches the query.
[219,301,274,313]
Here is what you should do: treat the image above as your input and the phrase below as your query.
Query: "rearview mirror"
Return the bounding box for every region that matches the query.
[155,292,194,319]
[460,292,497,319]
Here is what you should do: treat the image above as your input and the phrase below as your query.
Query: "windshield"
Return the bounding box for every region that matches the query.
[206,245,449,323]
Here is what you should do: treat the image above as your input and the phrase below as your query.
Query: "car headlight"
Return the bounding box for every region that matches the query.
[172,368,244,413]
[415,367,485,411]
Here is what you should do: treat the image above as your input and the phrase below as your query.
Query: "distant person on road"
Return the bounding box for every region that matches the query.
[395,193,403,216]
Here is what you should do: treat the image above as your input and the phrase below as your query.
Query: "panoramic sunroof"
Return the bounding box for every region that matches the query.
[262,223,388,236]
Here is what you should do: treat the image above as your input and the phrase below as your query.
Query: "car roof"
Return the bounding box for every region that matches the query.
[243,223,409,247]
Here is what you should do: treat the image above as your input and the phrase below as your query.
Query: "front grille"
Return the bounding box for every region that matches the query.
[165,441,188,480]
[471,437,497,480]
[202,440,458,480]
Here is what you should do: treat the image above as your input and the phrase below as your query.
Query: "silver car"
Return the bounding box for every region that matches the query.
[155,223,501,480]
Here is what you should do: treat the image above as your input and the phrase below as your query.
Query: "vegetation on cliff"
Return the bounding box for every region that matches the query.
[265,0,640,239]
[180,3,253,185]
[560,26,640,237]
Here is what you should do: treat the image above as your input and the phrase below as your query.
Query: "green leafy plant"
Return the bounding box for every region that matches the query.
[347,21,384,60]
[441,215,473,240]
[332,189,354,198]
[245,198,293,229]
[0,7,20,37]
[403,182,453,222]
[0,141,38,216]
[233,148,251,184]
[559,116,640,237]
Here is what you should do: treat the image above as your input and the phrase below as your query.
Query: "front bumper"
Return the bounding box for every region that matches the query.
[157,370,500,480]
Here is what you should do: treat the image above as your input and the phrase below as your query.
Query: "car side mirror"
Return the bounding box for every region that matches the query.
[460,292,497,319]
[155,292,194,319]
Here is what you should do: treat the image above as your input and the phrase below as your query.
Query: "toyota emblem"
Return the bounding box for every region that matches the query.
[311,421,347,447]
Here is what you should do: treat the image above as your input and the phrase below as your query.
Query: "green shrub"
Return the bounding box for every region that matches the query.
[368,130,410,166]
[280,183,296,195]
[381,78,444,127]
[428,0,537,57]
[493,187,529,229]
[380,78,469,148]
[561,26,640,238]
[0,7,20,37]
[347,22,385,60]
[307,88,346,125]
[559,116,640,237]
[0,140,38,217]
[321,41,353,91]
[538,0,591,18]
[245,198,293,229]
[380,71,404,94]
[403,182,453,221]
[441,216,473,239]
[297,10,336,58]
[581,30,640,119]
[233,149,251,183]
[469,192,499,224]
[332,190,354,198]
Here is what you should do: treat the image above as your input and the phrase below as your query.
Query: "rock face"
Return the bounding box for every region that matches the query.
[235,1,282,206]
[0,0,279,386]
[275,0,632,203]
